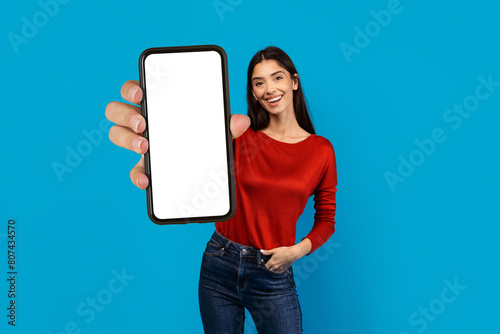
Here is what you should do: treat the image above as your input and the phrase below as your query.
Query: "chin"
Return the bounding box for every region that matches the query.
[264,107,283,115]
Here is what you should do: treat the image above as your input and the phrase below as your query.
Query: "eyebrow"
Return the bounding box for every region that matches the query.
[252,71,286,82]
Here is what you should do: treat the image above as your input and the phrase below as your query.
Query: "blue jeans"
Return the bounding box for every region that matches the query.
[198,230,303,334]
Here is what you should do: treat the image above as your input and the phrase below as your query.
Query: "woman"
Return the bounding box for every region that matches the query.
[106,46,337,333]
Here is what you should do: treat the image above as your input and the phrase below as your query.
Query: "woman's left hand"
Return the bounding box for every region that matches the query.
[261,239,312,274]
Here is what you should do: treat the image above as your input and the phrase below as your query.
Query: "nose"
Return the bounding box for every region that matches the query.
[266,82,277,95]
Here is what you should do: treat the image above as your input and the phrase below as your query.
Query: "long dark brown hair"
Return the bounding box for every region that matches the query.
[246,46,315,134]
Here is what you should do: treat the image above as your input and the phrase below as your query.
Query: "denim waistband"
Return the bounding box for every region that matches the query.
[210,230,272,265]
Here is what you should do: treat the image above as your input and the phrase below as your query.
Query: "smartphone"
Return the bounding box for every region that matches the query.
[138,45,236,224]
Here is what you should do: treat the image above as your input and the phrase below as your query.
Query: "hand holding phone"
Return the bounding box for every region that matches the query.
[106,83,250,189]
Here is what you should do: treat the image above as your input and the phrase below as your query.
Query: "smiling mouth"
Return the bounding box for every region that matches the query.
[266,95,283,103]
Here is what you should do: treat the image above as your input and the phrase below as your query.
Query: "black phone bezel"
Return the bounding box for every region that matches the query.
[138,45,236,225]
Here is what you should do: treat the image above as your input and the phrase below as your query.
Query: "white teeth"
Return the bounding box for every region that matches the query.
[267,95,282,103]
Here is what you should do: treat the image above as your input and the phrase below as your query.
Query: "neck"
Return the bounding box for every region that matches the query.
[264,108,304,138]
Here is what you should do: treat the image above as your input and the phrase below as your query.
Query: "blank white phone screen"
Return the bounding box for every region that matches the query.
[144,51,230,220]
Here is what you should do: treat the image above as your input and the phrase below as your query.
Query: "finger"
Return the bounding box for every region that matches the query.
[130,155,149,189]
[105,101,146,133]
[230,114,251,139]
[265,263,284,273]
[109,125,149,154]
[260,248,275,255]
[120,80,143,105]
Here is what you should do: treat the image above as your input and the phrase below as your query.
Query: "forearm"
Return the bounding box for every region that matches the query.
[294,237,312,258]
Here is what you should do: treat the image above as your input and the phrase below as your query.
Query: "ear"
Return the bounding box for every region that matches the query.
[292,74,299,90]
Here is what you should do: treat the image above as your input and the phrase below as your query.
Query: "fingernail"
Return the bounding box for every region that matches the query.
[133,138,143,151]
[138,176,147,188]
[130,88,138,101]
[132,116,142,132]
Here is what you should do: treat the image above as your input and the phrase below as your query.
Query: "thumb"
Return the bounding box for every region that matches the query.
[230,114,251,139]
[260,248,274,255]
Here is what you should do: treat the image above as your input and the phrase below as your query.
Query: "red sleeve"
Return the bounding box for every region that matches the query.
[303,142,337,254]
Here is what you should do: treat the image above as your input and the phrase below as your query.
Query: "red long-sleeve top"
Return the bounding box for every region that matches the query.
[215,127,337,254]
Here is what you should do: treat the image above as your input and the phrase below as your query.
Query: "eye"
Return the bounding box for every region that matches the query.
[255,82,263,87]
[275,76,283,80]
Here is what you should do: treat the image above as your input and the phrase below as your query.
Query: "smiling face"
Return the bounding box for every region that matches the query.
[251,59,299,117]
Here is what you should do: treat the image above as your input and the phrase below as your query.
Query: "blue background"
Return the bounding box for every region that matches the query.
[2,0,499,333]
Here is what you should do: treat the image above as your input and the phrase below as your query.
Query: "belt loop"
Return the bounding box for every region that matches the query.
[257,250,262,267]
[220,239,231,257]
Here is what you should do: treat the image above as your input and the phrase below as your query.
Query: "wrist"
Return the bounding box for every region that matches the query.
[294,238,312,259]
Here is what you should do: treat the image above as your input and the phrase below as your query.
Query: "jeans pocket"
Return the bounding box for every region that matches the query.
[203,240,225,256]
[261,258,290,276]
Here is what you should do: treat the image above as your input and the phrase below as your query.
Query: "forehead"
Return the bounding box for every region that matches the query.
[252,59,288,77]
